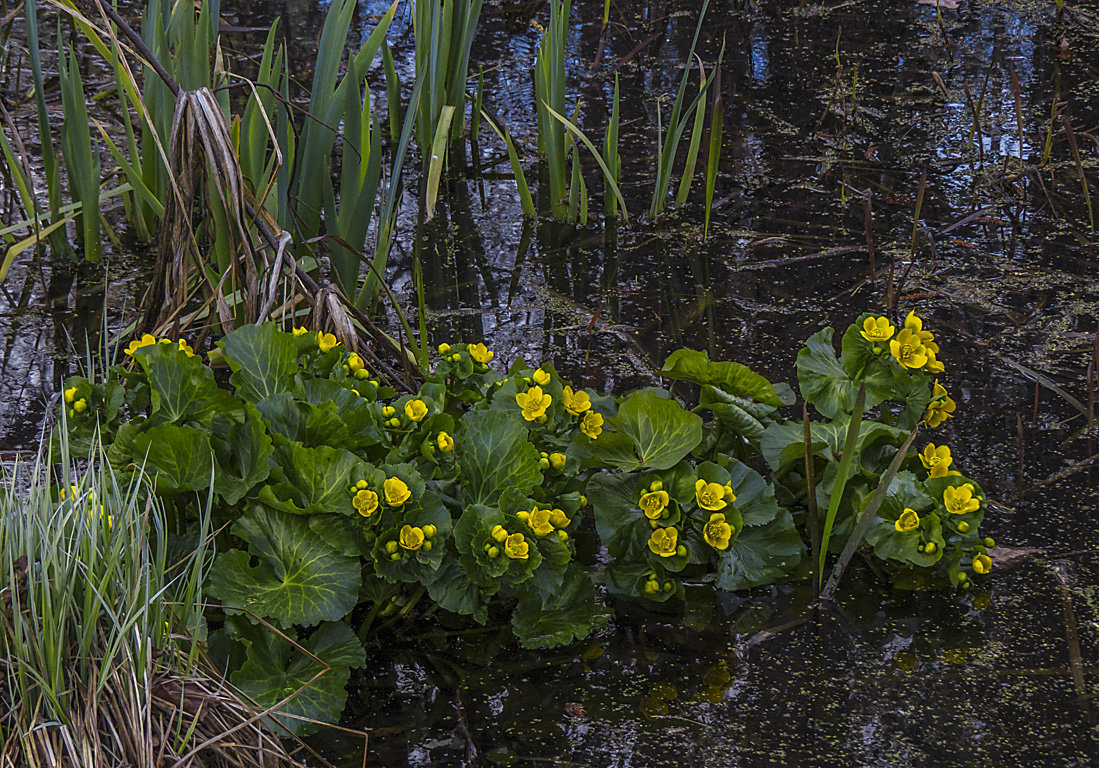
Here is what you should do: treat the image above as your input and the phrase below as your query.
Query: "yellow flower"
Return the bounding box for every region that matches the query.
[399,525,425,551]
[639,490,670,520]
[580,410,604,439]
[944,483,980,515]
[404,399,429,422]
[695,479,728,511]
[292,326,309,336]
[527,507,554,536]
[919,443,953,478]
[549,452,566,470]
[516,386,552,421]
[124,333,157,357]
[316,331,340,353]
[889,328,928,369]
[548,508,571,528]
[383,477,411,507]
[562,386,592,416]
[903,310,925,334]
[647,526,679,558]
[532,368,551,386]
[469,343,494,364]
[924,380,957,428]
[703,513,733,550]
[504,532,529,559]
[972,553,992,575]
[860,316,896,343]
[894,508,920,533]
[175,339,194,357]
[347,353,365,373]
[353,489,379,518]
[437,342,451,354]
[437,432,454,453]
[63,387,78,404]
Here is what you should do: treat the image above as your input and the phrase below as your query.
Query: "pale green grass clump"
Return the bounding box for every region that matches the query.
[0,434,299,768]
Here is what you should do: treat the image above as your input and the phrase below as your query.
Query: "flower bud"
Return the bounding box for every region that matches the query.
[422,524,437,539]
[356,480,368,490]
[649,479,663,492]
[491,525,508,543]
[516,511,530,522]
[675,545,687,557]
[451,353,461,362]
[537,414,548,424]
[422,540,432,551]
[438,343,451,354]
[983,538,995,548]
[649,519,659,529]
[924,541,936,554]
[662,581,674,593]
[74,399,88,413]
[390,552,401,561]
[487,546,500,558]
[385,541,398,554]
[958,521,970,533]
[355,369,369,380]
[557,530,569,542]
[539,458,550,470]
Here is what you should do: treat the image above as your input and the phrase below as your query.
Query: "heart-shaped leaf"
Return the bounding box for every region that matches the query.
[208,506,360,626]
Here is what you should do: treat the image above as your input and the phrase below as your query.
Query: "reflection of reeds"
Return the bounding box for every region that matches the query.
[535,0,571,220]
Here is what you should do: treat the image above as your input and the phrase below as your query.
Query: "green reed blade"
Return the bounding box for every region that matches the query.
[383,40,402,141]
[603,74,621,219]
[816,384,865,591]
[425,105,457,222]
[479,107,536,218]
[542,101,629,223]
[703,59,723,240]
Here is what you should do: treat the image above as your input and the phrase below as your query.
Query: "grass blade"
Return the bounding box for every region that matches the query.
[425,105,456,221]
[816,384,865,592]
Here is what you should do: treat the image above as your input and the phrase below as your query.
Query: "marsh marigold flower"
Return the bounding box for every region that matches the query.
[548,508,571,528]
[639,490,670,520]
[404,399,429,422]
[516,386,552,421]
[353,489,379,518]
[384,477,411,507]
[895,508,921,533]
[890,328,929,369]
[695,480,729,511]
[972,553,992,575]
[316,331,340,353]
[64,387,78,404]
[860,316,896,343]
[562,385,592,415]
[925,380,957,428]
[703,513,733,550]
[581,410,603,439]
[919,443,953,478]
[437,432,454,453]
[527,507,554,536]
[399,525,425,551]
[532,368,551,385]
[648,526,679,557]
[469,343,494,364]
[292,326,309,336]
[124,334,158,356]
[504,532,529,559]
[944,483,980,516]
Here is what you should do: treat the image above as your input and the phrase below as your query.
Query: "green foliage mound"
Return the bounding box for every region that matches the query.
[62,312,994,733]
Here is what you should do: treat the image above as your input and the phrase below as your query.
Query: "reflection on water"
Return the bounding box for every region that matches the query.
[2,0,1097,764]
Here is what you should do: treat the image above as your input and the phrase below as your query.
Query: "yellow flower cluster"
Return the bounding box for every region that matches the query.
[516,505,571,541]
[124,333,194,357]
[63,386,88,419]
[538,451,567,471]
[383,524,438,558]
[703,513,733,550]
[484,524,530,559]
[895,507,920,533]
[924,380,956,428]
[316,331,340,353]
[944,483,980,516]
[516,386,552,421]
[348,479,380,518]
[342,352,371,381]
[884,312,943,373]
[384,477,411,507]
[695,479,735,511]
[919,443,953,478]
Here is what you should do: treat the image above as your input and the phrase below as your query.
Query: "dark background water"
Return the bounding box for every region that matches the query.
[2,0,1098,765]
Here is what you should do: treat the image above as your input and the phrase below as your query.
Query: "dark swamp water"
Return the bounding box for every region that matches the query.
[3,0,1099,765]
